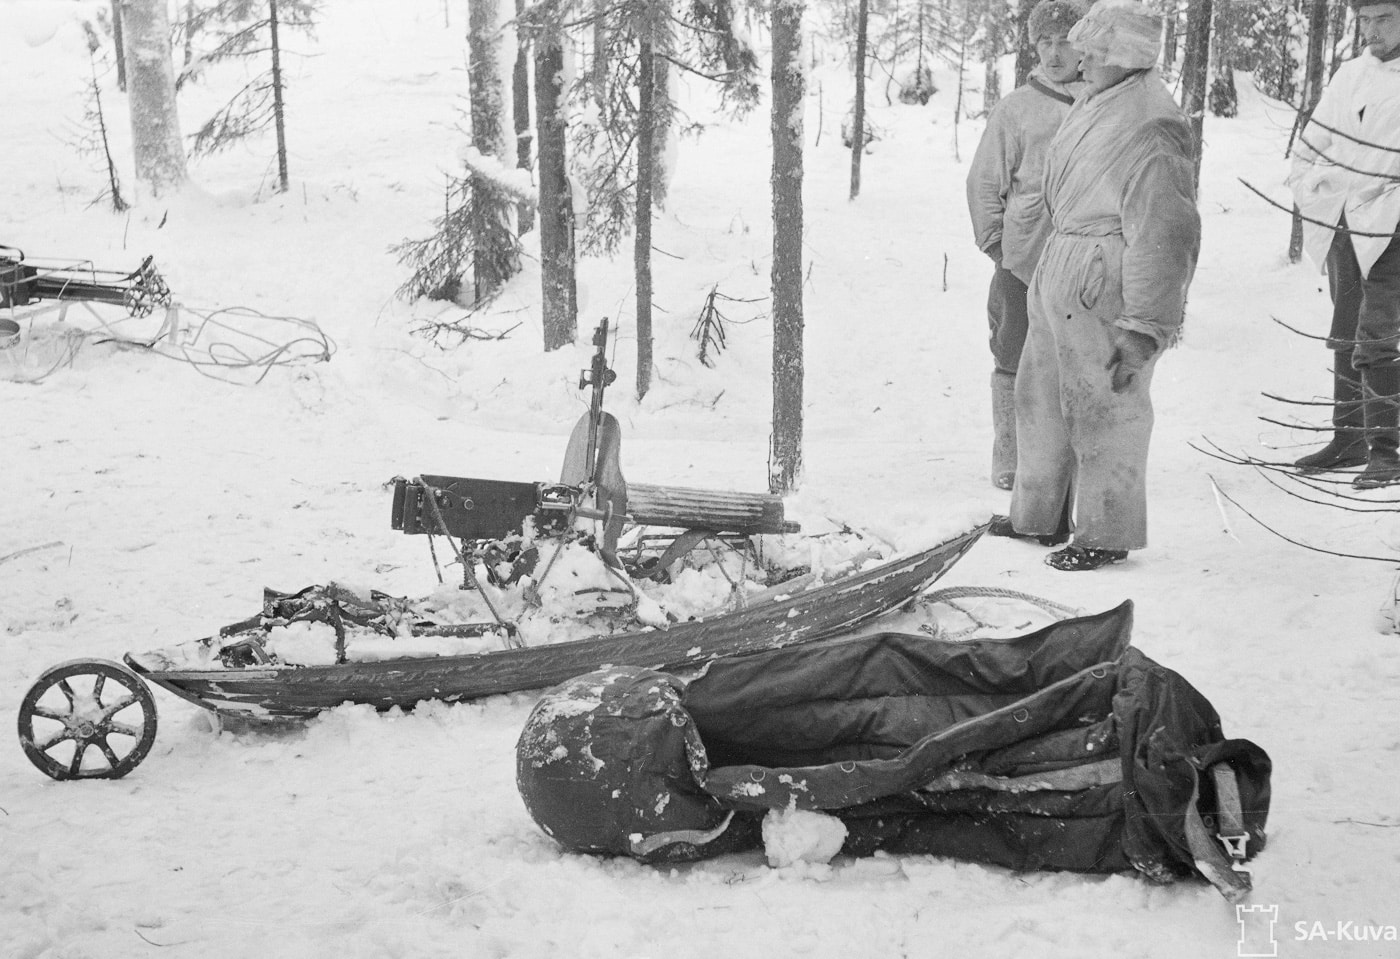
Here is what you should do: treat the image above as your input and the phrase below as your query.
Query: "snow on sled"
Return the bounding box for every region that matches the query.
[15,320,987,780]
[517,601,1274,902]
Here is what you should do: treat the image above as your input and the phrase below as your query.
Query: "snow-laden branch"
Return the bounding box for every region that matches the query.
[458,145,538,207]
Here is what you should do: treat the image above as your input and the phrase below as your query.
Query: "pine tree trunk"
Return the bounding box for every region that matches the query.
[1013,0,1034,88]
[183,1,195,69]
[111,1,127,91]
[512,0,534,233]
[635,36,655,399]
[982,2,1002,114]
[849,0,867,200]
[1291,0,1329,263]
[534,19,577,351]
[1162,4,1178,80]
[268,0,290,192]
[770,0,805,494]
[651,61,671,210]
[468,0,517,300]
[1207,0,1237,118]
[120,0,187,197]
[1180,0,1211,191]
[1328,0,1348,78]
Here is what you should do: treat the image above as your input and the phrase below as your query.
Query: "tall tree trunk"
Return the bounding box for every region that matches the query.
[534,17,577,351]
[512,0,534,233]
[111,0,127,91]
[268,0,290,192]
[1291,0,1330,263]
[770,0,805,494]
[1207,0,1237,118]
[1013,0,1035,87]
[1180,0,1211,191]
[651,60,671,209]
[982,2,1002,114]
[183,1,195,69]
[635,35,655,399]
[849,0,868,200]
[469,0,517,300]
[1162,2,1178,79]
[1328,0,1349,77]
[120,0,187,197]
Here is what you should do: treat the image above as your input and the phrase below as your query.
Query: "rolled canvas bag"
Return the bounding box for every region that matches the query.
[516,601,1271,900]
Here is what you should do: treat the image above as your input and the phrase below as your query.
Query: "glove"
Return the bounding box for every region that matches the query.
[984,241,1003,266]
[1107,328,1157,393]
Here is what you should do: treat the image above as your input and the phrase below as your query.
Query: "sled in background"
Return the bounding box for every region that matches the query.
[1,244,172,319]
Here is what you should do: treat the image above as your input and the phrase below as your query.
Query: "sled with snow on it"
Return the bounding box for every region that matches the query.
[15,319,988,781]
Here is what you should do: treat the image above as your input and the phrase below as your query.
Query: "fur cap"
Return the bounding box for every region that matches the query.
[1029,0,1089,41]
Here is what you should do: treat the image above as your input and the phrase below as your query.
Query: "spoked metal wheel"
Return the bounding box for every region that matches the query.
[17,659,159,780]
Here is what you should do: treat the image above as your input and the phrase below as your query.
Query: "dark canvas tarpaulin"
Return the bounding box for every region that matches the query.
[516,601,1271,899]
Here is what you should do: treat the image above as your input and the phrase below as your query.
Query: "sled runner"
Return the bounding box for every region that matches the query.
[15,320,987,780]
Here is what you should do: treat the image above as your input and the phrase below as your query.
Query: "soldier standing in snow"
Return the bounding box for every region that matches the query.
[996,0,1200,571]
[1287,1,1400,489]
[966,0,1087,490]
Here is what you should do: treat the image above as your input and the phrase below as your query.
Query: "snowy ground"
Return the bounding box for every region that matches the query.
[3,2,1399,958]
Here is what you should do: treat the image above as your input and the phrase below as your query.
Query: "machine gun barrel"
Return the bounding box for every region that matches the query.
[577,319,616,486]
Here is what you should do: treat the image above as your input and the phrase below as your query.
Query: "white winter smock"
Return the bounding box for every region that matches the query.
[965,70,1083,284]
[1010,69,1200,551]
[1288,52,1400,279]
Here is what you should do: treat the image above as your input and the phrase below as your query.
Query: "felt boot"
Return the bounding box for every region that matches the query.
[1295,352,1367,472]
[1354,365,1400,489]
[991,370,1017,490]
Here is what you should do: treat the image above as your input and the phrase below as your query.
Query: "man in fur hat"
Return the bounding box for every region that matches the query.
[966,0,1087,491]
[1288,1,1400,488]
[995,0,1200,570]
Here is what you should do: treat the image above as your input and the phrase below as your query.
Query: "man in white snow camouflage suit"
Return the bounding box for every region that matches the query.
[1288,0,1400,489]
[1006,0,1200,571]
[966,0,1087,491]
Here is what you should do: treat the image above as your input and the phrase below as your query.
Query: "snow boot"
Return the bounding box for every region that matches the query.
[1045,545,1128,571]
[1295,352,1367,472]
[1354,365,1400,489]
[991,370,1017,490]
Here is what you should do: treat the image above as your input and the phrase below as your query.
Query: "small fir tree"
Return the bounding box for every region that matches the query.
[177,0,321,193]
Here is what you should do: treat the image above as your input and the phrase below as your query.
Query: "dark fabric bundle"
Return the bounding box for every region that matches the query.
[516,601,1271,899]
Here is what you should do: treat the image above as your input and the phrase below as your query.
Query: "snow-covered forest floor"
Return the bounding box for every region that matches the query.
[3,1,1399,957]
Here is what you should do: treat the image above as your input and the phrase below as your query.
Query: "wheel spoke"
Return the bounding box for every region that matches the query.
[31,705,70,722]
[68,741,87,777]
[58,679,77,705]
[97,737,122,769]
[100,695,138,721]
[93,672,107,702]
[107,721,143,738]
[37,728,75,751]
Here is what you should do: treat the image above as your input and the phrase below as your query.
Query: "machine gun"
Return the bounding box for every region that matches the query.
[1,245,172,317]
[391,320,795,583]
